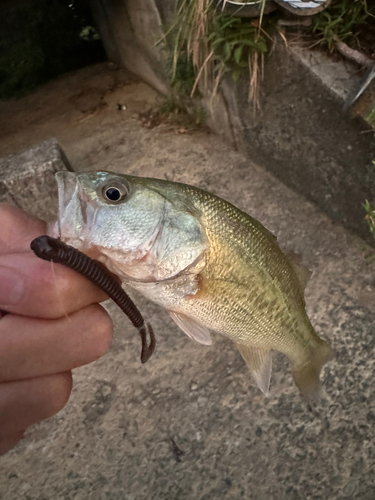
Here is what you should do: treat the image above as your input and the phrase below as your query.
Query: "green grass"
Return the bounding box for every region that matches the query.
[364,199,375,240]
[311,0,374,50]
[366,107,375,127]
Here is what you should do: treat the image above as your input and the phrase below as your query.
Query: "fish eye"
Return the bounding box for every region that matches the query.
[101,180,130,204]
[105,187,122,201]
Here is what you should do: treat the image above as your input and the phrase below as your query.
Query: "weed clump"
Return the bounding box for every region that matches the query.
[161,0,275,113]
[311,0,375,55]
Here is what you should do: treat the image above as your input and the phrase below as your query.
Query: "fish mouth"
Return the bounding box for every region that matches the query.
[54,171,99,245]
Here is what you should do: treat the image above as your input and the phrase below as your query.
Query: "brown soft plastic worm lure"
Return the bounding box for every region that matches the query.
[30,235,155,363]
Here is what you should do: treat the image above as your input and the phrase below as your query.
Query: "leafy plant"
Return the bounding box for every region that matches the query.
[80,26,100,42]
[208,15,267,71]
[311,0,373,50]
[208,14,268,106]
[163,0,272,111]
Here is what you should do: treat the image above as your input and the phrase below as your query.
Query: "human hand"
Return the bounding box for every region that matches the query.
[0,204,113,456]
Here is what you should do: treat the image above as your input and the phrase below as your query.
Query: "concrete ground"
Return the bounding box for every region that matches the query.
[0,63,375,500]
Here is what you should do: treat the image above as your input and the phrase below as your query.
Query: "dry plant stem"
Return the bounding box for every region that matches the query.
[258,0,267,33]
[252,0,267,112]
[277,29,288,49]
[334,36,374,68]
[190,0,215,88]
[190,49,214,97]
[210,64,225,108]
[248,50,263,111]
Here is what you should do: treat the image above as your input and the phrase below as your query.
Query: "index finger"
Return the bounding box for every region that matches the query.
[0,204,46,255]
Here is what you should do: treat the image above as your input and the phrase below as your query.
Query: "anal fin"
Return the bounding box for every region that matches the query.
[169,311,212,345]
[236,344,272,396]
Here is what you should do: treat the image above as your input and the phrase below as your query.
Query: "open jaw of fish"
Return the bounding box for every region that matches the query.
[50,170,333,401]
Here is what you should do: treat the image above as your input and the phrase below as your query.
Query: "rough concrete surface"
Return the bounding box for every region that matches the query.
[0,65,375,500]
[0,139,71,220]
[89,0,170,96]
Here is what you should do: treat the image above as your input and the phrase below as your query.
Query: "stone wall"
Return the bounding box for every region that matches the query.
[218,44,375,245]
[89,0,170,96]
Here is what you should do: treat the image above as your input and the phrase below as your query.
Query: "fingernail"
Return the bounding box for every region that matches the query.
[0,268,25,306]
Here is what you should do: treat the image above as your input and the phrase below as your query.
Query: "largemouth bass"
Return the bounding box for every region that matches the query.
[51,171,333,399]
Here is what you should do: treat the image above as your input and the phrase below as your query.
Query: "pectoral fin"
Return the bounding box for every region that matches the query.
[169,311,212,345]
[236,344,272,395]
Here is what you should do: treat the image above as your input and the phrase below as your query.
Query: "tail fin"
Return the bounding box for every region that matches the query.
[292,339,333,402]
